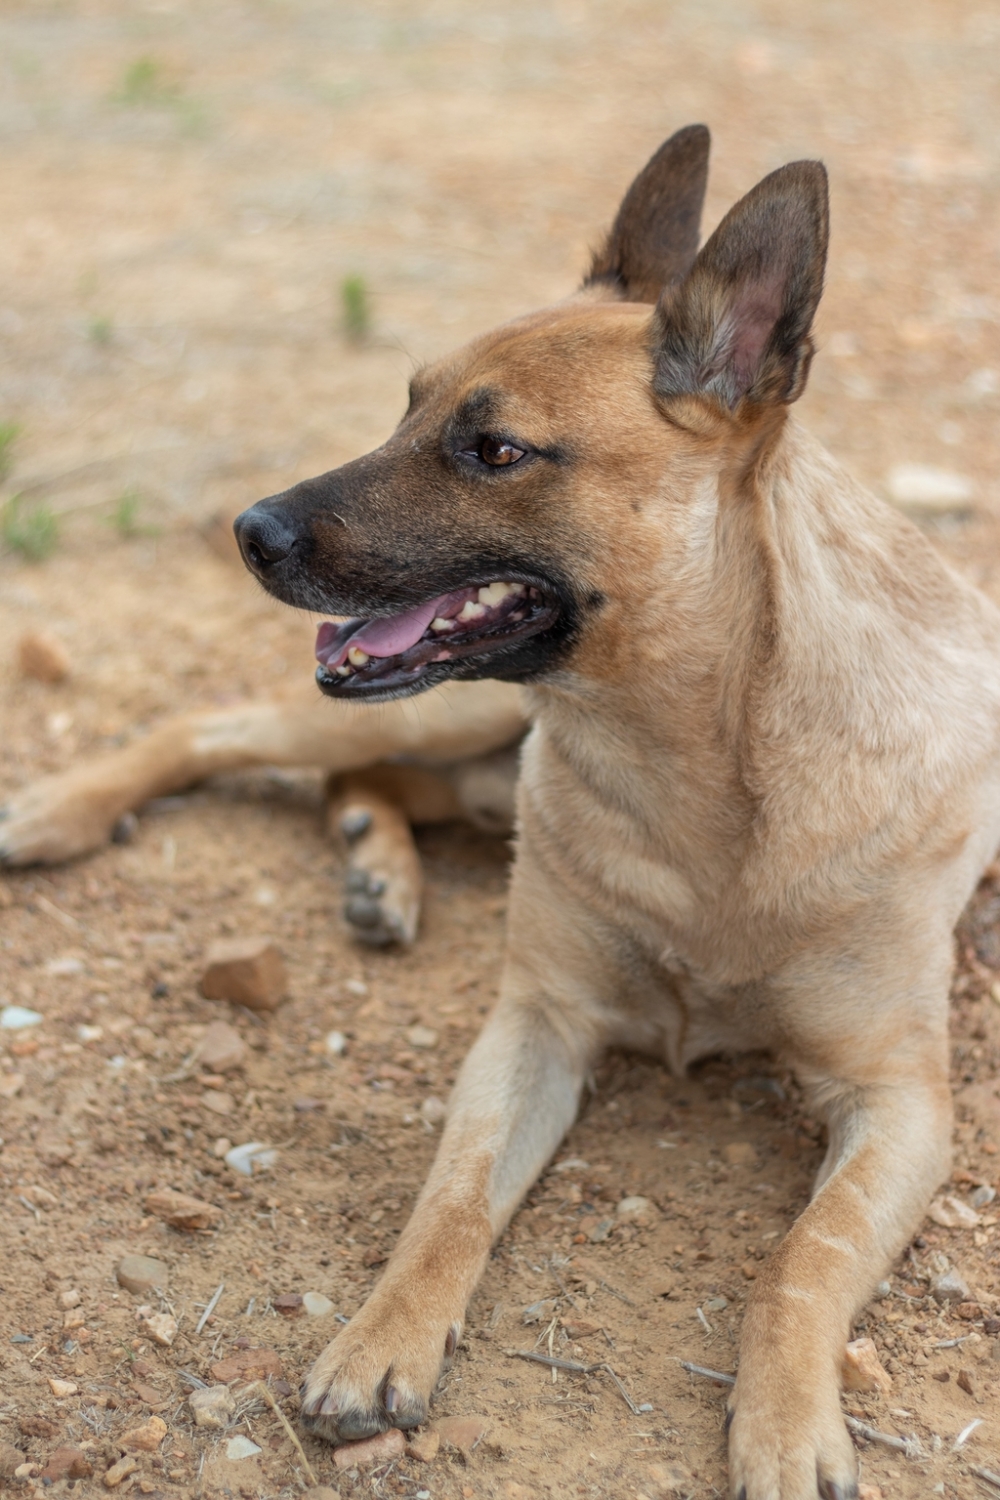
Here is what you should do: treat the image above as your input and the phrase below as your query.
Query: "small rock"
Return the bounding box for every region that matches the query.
[857,1487,883,1500]
[325,1030,347,1055]
[14,1464,39,1481]
[201,1089,235,1116]
[0,1005,43,1031]
[212,1136,232,1157]
[196,1020,247,1073]
[116,1254,170,1295]
[119,1415,167,1453]
[200,936,286,1011]
[560,1318,601,1338]
[0,1441,25,1480]
[303,1292,335,1317]
[18,630,71,683]
[59,1288,82,1309]
[47,1378,78,1396]
[722,1141,759,1167]
[210,1346,284,1384]
[225,1141,277,1176]
[274,1293,303,1317]
[928,1195,980,1229]
[956,1301,984,1320]
[406,1025,438,1049]
[39,1446,92,1482]
[704,1296,729,1313]
[22,1184,57,1209]
[957,1367,976,1396]
[741,1261,758,1280]
[133,1381,166,1407]
[616,1195,652,1219]
[103,1455,139,1488]
[932,1269,971,1303]
[420,1096,447,1126]
[433,1416,488,1453]
[885,463,973,513]
[333,1429,406,1469]
[63,1307,85,1330]
[294,1096,325,1112]
[226,1435,262,1460]
[406,1430,440,1463]
[971,1185,997,1209]
[553,1157,590,1173]
[144,1188,222,1230]
[841,1337,892,1394]
[136,1307,177,1346]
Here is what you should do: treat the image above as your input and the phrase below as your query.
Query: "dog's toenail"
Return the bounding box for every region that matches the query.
[445,1320,461,1356]
[112,811,138,845]
[385,1385,399,1413]
[345,869,370,893]
[341,808,373,841]
[345,896,384,927]
[724,1407,734,1433]
[319,1395,339,1416]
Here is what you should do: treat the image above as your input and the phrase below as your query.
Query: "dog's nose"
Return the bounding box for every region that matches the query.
[233,504,300,575]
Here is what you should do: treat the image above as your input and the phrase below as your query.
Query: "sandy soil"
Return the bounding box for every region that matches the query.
[1,2,1000,1496]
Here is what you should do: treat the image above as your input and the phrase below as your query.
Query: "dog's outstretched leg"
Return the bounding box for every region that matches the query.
[0,679,527,866]
[726,961,952,1500]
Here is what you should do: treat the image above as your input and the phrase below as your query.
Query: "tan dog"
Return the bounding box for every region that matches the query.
[226,125,1000,1500]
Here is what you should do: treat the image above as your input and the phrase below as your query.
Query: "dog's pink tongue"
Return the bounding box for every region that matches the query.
[346,597,443,658]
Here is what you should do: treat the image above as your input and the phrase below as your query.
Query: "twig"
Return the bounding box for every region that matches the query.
[934,1334,974,1349]
[696,1307,714,1336]
[195,1282,225,1335]
[176,1370,207,1389]
[679,1361,735,1385]
[506,1349,651,1415]
[844,1414,922,1459]
[597,1277,635,1307]
[245,1381,318,1487]
[971,1465,1000,1491]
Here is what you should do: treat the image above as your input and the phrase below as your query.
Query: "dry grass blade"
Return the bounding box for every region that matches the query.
[971,1466,1000,1491]
[244,1380,318,1487]
[679,1361,735,1385]
[844,1414,922,1459]
[506,1348,649,1415]
[195,1281,225,1335]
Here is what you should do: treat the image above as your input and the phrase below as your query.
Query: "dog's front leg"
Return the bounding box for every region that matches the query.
[728,1038,951,1500]
[301,977,599,1442]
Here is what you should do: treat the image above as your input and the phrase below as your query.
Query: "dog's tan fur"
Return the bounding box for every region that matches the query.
[6,127,1000,1498]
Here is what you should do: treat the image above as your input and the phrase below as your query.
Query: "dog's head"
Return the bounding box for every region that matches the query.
[235,126,828,703]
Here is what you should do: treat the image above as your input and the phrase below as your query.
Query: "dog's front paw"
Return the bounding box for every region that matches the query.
[727,1377,857,1500]
[342,866,418,947]
[0,777,128,866]
[301,1301,460,1444]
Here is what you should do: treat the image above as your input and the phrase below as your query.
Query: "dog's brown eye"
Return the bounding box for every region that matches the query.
[480,437,525,466]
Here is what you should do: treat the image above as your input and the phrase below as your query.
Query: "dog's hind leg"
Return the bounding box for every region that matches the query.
[0,679,527,867]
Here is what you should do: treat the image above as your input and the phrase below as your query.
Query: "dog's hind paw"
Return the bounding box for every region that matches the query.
[343,866,418,946]
[727,1383,858,1500]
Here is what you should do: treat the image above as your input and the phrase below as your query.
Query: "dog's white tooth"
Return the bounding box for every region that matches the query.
[430,617,454,632]
[347,646,370,667]
[458,600,487,622]
[335,665,351,677]
[477,581,514,607]
[509,582,525,596]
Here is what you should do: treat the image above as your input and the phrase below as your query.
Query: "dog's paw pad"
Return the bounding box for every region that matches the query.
[343,868,412,946]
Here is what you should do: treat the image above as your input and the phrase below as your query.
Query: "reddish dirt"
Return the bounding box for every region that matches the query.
[1,3,1000,1497]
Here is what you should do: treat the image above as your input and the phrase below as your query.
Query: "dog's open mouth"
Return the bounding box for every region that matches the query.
[314,580,558,696]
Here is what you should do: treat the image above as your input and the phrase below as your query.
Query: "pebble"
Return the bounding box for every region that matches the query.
[553,1157,590,1173]
[333,1429,406,1469]
[212,1137,232,1158]
[932,1269,971,1303]
[116,1255,170,1296]
[722,1141,759,1167]
[303,1292,335,1317]
[971,1184,996,1209]
[0,1005,43,1031]
[103,1456,138,1489]
[18,630,71,683]
[225,1141,278,1176]
[616,1195,652,1218]
[406,1024,439,1049]
[144,1188,222,1230]
[275,1293,303,1316]
[420,1096,447,1127]
[226,1435,262,1460]
[136,1307,177,1346]
[885,463,973,513]
[201,1089,235,1116]
[433,1416,488,1453]
[209,1346,283,1384]
[842,1337,892,1394]
[195,1020,246,1073]
[0,1442,23,1480]
[928,1194,980,1229]
[406,1431,440,1463]
[47,1378,77,1397]
[325,1030,347,1055]
[59,1288,82,1309]
[200,936,286,1011]
[39,1446,92,1482]
[119,1416,167,1453]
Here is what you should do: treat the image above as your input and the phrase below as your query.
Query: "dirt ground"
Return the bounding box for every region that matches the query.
[2,1,1000,1496]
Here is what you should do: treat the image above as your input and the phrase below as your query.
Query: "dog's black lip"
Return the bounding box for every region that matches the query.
[314,575,563,701]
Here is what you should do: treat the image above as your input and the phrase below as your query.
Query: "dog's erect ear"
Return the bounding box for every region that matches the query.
[585,124,710,303]
[653,160,829,411]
